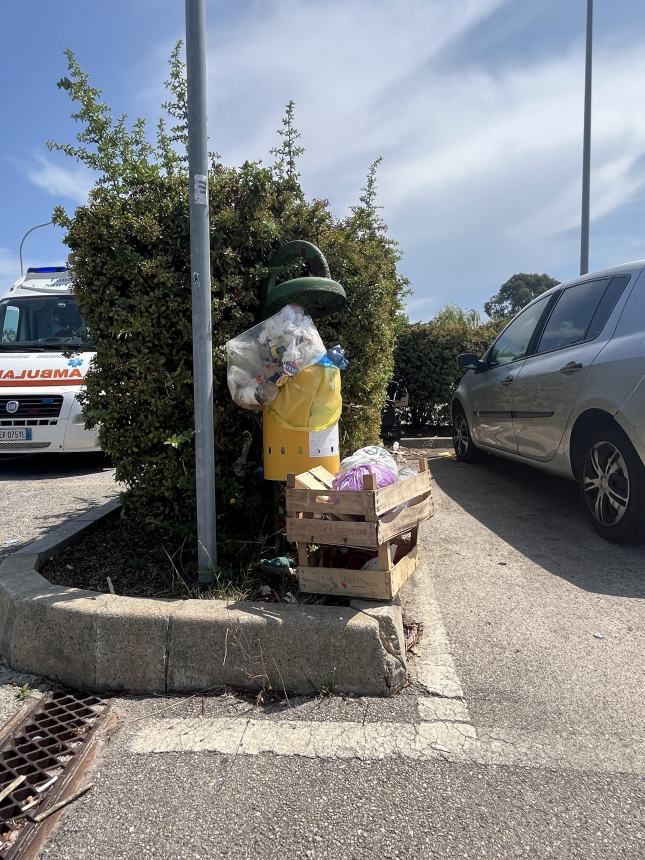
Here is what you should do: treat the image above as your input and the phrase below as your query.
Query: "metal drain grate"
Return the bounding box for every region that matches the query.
[0,691,108,858]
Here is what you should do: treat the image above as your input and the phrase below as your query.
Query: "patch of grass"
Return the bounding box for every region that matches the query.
[201,567,259,602]
[15,683,32,701]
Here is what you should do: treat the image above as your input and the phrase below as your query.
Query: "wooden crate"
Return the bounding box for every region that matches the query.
[286,458,433,600]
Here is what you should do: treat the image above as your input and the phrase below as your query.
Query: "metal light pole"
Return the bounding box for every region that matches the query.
[185,0,217,582]
[580,0,593,276]
[19,221,53,275]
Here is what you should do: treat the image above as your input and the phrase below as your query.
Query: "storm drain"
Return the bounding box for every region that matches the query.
[0,691,109,858]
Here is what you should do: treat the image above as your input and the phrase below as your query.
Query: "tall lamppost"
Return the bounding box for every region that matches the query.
[185,0,217,582]
[580,0,593,276]
[19,221,53,275]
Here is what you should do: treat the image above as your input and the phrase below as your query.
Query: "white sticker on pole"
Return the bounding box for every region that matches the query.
[194,174,208,205]
[309,424,339,458]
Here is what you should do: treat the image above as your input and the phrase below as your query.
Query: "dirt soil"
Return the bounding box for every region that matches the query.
[42,514,202,599]
[40,512,317,603]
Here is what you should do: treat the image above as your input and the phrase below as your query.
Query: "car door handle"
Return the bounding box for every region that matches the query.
[559,361,583,374]
[500,375,514,386]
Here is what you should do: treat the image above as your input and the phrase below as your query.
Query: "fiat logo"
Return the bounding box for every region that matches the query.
[5,401,19,414]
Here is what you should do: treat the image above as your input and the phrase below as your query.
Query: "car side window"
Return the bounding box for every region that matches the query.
[537,279,610,354]
[488,294,551,366]
[586,275,630,340]
[1,305,21,343]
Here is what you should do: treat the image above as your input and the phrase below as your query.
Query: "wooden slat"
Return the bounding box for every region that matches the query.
[298,566,393,599]
[377,496,434,543]
[377,542,392,571]
[362,472,378,491]
[286,517,379,548]
[298,544,420,600]
[388,545,419,594]
[296,542,309,566]
[293,466,336,491]
[285,487,374,517]
[374,471,432,515]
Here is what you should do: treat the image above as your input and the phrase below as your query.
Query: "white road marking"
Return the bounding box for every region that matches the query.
[130,716,479,762]
[127,563,643,777]
[477,726,645,775]
[127,715,643,775]
[417,696,471,723]
[402,576,466,703]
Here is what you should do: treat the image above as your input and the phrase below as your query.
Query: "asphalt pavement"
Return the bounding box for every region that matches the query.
[1,450,643,858]
[0,453,118,562]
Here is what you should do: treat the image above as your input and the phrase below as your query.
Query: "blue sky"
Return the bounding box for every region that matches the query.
[3,0,645,320]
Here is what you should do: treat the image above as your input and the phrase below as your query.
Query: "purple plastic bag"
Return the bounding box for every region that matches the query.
[332,462,397,492]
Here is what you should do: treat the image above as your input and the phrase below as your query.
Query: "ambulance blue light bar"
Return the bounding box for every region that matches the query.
[26,266,68,274]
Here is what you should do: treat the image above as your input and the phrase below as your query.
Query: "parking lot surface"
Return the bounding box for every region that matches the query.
[1,451,643,858]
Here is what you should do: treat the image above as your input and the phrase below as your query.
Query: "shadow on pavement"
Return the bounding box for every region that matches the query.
[429,454,645,599]
[0,453,110,482]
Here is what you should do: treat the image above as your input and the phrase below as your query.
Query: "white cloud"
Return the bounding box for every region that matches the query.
[27,154,95,204]
[143,1,645,314]
[201,0,509,177]
[0,249,20,298]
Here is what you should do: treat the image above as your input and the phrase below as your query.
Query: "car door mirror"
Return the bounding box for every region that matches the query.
[457,353,482,371]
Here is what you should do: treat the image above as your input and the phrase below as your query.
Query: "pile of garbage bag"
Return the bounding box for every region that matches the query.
[325,445,420,571]
[226,304,347,432]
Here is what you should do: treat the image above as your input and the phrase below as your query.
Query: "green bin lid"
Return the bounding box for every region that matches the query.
[264,276,346,318]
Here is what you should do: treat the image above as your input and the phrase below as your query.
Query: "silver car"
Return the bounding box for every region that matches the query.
[452,261,645,543]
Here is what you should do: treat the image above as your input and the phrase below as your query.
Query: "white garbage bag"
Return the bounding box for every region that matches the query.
[226,304,326,411]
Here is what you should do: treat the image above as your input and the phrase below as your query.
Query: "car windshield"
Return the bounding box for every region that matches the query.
[0,295,94,351]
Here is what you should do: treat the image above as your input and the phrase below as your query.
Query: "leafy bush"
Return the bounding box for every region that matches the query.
[394,307,503,429]
[51,49,406,563]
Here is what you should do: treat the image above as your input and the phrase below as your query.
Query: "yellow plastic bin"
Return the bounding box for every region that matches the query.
[263,409,340,481]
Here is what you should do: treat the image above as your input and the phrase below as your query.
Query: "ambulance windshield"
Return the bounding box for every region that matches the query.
[0,296,94,351]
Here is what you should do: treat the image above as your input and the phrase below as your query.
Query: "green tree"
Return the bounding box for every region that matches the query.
[49,46,405,564]
[484,272,559,319]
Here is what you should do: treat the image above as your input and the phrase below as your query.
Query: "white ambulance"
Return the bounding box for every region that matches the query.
[0,267,100,453]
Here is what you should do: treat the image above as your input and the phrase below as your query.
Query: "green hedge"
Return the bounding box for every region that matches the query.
[52,50,406,563]
[394,315,504,429]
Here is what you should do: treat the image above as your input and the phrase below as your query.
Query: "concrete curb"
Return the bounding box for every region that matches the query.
[400,437,452,449]
[0,502,407,697]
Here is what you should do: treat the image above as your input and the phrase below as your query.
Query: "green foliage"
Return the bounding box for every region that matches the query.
[432,303,481,328]
[394,306,503,429]
[270,99,305,184]
[485,272,559,320]
[318,157,408,451]
[15,683,33,701]
[51,46,405,564]
[2,329,17,342]
[164,430,195,450]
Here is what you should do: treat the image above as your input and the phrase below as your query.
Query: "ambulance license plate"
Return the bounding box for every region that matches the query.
[0,429,32,441]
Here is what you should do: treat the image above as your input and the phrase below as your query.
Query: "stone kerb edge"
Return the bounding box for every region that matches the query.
[0,501,407,696]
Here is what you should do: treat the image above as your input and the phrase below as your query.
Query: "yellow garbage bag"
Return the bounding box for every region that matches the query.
[267,364,342,432]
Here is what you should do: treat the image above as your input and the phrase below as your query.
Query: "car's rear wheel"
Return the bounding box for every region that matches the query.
[579,424,645,544]
[453,405,487,463]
